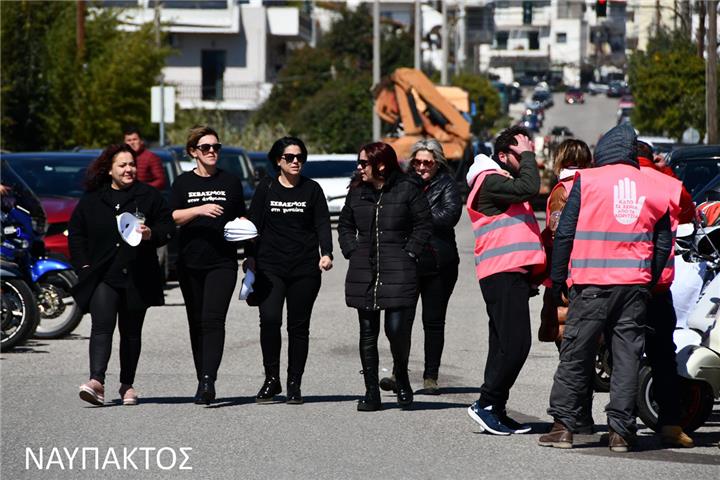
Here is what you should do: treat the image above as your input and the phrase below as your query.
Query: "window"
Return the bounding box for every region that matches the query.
[522,1,533,25]
[201,50,226,101]
[528,31,539,50]
[556,32,567,44]
[496,31,509,50]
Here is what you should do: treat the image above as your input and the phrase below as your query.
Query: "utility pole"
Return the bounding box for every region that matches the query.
[456,0,466,75]
[441,0,448,84]
[414,0,421,70]
[76,0,85,62]
[155,2,165,147]
[373,0,380,141]
[698,0,707,58]
[707,0,718,143]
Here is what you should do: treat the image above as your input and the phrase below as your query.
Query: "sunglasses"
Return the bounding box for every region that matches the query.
[196,143,222,153]
[281,153,306,163]
[357,160,369,168]
[411,158,435,168]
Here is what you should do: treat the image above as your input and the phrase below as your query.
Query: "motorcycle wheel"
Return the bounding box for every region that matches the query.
[1,278,40,352]
[34,270,84,339]
[636,365,714,433]
[593,340,612,393]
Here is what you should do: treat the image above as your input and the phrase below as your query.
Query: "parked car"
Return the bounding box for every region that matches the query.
[301,154,357,216]
[606,80,626,98]
[531,90,554,109]
[2,152,96,259]
[521,113,542,133]
[619,94,635,110]
[637,135,677,156]
[564,88,585,104]
[667,145,720,200]
[617,106,633,125]
[172,145,256,204]
[587,81,609,95]
[247,151,274,181]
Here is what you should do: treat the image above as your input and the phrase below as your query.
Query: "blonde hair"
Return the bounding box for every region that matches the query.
[408,138,449,171]
[553,139,592,175]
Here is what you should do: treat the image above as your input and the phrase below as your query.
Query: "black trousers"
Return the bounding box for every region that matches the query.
[178,265,237,382]
[548,285,649,438]
[478,272,532,410]
[89,282,147,385]
[258,272,321,380]
[408,264,458,380]
[645,289,681,426]
[358,308,413,388]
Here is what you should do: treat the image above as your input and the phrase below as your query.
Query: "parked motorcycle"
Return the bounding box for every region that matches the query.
[636,221,720,432]
[1,211,40,351]
[1,205,83,340]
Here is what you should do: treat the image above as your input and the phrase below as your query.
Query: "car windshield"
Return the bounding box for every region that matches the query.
[302,160,357,179]
[4,155,90,198]
[672,159,720,197]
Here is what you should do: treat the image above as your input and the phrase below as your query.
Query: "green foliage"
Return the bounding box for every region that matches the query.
[450,73,502,136]
[250,5,412,153]
[628,29,716,139]
[1,1,169,151]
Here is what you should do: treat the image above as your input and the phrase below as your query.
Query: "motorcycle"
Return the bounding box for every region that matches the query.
[1,205,83,340]
[636,220,720,432]
[1,211,40,351]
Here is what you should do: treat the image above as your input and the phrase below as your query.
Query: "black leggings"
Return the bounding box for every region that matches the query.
[258,272,321,379]
[410,264,458,379]
[89,282,146,385]
[358,308,413,383]
[178,266,237,382]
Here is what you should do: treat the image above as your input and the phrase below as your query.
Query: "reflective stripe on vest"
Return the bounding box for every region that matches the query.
[466,169,546,280]
[569,164,669,285]
[640,165,682,286]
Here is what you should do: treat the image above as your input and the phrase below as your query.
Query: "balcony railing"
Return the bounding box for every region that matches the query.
[174,82,271,110]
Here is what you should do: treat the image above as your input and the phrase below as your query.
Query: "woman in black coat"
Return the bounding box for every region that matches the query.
[338,142,432,411]
[69,144,174,406]
[380,139,462,395]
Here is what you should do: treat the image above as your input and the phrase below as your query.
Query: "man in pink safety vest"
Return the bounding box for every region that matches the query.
[539,123,673,452]
[465,126,546,436]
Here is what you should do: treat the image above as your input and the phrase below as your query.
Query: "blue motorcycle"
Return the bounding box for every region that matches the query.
[1,205,82,342]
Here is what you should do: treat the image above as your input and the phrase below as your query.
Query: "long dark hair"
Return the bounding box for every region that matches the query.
[84,144,137,191]
[350,142,400,188]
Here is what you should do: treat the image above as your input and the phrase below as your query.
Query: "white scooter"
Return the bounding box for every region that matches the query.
[636,221,720,432]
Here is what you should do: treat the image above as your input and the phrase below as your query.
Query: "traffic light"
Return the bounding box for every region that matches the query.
[596,0,607,17]
[522,1,533,25]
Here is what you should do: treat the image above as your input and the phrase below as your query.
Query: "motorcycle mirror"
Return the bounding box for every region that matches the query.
[676,223,695,239]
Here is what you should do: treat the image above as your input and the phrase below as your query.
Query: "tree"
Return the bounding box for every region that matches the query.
[251,4,412,152]
[1,1,169,151]
[628,29,716,139]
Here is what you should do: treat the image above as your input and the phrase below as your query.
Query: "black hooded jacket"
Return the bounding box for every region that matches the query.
[550,123,673,289]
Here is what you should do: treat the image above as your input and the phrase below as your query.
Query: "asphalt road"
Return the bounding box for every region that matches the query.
[540,91,624,147]
[2,96,719,479]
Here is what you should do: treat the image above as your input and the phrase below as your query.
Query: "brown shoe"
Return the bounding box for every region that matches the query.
[79,379,105,406]
[660,425,694,448]
[538,421,573,449]
[608,428,632,452]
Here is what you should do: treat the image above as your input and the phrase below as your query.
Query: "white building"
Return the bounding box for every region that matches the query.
[105,0,311,112]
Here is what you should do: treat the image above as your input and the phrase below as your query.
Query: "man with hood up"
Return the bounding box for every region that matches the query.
[539,123,673,452]
[465,126,546,435]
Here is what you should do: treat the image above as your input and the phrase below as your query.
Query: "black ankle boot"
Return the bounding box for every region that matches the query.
[256,376,281,403]
[357,388,381,411]
[395,369,413,409]
[196,375,215,405]
[286,376,303,405]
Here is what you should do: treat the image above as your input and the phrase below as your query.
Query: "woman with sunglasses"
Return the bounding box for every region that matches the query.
[170,125,247,404]
[379,139,461,396]
[338,142,432,411]
[244,137,333,404]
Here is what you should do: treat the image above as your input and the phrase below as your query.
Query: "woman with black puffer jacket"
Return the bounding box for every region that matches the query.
[379,139,462,396]
[338,142,432,412]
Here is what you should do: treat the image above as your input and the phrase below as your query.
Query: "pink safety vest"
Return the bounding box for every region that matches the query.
[543,176,576,288]
[640,165,682,288]
[466,170,546,281]
[569,164,669,285]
